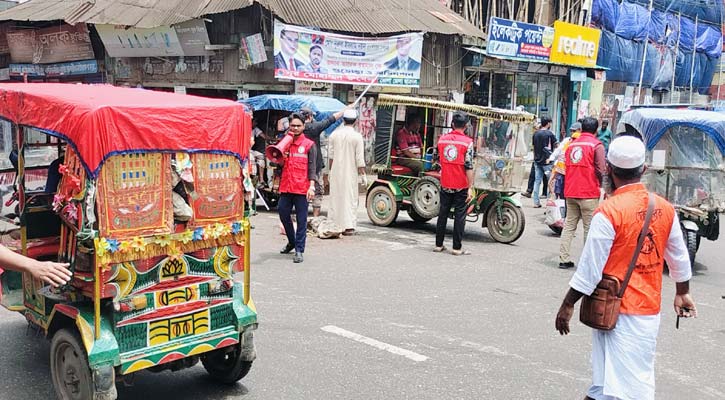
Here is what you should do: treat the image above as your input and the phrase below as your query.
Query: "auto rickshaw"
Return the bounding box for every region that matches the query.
[0,83,257,399]
[366,94,534,244]
[618,108,725,265]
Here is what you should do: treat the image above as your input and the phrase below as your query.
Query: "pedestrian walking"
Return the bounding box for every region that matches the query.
[301,105,350,217]
[558,117,606,269]
[555,135,696,400]
[328,109,366,235]
[530,117,558,208]
[596,120,613,153]
[546,122,581,198]
[278,113,318,263]
[434,112,474,255]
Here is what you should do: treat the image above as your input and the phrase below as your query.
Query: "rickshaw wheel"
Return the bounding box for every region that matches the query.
[411,176,440,220]
[202,343,253,384]
[366,185,399,226]
[407,208,432,223]
[486,201,525,244]
[682,227,699,266]
[51,328,116,400]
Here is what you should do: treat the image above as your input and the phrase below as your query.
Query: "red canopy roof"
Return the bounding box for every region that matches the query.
[0,83,250,177]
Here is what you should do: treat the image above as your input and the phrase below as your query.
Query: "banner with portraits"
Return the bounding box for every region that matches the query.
[273,20,423,87]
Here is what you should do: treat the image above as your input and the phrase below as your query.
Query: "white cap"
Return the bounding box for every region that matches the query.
[607,135,646,169]
[343,109,358,119]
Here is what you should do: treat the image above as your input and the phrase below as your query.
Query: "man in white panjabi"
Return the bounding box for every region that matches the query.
[328,109,366,236]
[555,136,697,400]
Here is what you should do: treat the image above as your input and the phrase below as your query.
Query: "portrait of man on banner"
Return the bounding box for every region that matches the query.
[275,28,304,71]
[384,36,421,71]
[300,35,327,74]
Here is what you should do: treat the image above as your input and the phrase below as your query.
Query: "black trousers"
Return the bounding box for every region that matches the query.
[435,189,467,250]
[278,193,308,253]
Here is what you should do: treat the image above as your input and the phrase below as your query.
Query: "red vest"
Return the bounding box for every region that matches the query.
[279,135,314,195]
[437,130,472,190]
[597,184,676,315]
[564,132,601,199]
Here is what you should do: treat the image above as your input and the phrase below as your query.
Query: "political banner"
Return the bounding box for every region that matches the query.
[274,20,423,87]
[486,17,554,62]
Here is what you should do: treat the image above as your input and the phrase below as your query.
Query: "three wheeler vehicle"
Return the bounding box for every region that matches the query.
[239,94,345,209]
[366,94,534,243]
[0,83,257,399]
[618,107,725,264]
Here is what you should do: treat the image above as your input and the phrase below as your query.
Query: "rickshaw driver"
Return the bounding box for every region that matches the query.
[393,114,424,175]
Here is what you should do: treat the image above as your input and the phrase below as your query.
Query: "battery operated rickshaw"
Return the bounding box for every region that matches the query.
[0,84,257,399]
[366,94,534,244]
[618,108,725,264]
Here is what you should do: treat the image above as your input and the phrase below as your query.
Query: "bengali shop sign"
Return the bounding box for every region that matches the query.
[486,17,554,61]
[6,24,95,64]
[273,20,423,87]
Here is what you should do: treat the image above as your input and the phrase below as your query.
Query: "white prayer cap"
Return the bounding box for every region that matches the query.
[607,135,646,169]
[343,109,358,120]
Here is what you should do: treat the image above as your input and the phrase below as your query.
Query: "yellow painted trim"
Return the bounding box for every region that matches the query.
[246,296,256,313]
[76,316,95,354]
[123,359,155,374]
[187,343,215,356]
[243,220,250,305]
[94,265,100,340]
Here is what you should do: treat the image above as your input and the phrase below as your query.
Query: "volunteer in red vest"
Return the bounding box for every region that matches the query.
[555,135,695,400]
[558,117,606,269]
[278,113,318,263]
[434,112,474,256]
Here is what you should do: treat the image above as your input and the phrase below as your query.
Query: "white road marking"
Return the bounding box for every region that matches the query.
[321,325,429,362]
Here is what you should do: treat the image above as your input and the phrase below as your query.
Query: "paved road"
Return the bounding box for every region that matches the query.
[1,196,723,400]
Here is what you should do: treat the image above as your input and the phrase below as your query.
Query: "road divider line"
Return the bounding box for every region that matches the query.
[321,325,428,362]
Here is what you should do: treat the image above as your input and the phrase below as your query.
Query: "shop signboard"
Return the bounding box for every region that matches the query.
[294,80,334,97]
[486,17,554,62]
[274,20,423,87]
[549,21,601,68]
[9,59,98,77]
[96,21,211,57]
[7,24,94,64]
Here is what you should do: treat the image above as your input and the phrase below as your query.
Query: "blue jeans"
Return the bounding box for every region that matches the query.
[278,193,308,253]
[533,162,552,206]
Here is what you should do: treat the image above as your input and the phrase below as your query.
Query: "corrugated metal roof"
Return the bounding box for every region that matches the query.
[258,0,484,37]
[0,0,254,28]
[0,0,484,38]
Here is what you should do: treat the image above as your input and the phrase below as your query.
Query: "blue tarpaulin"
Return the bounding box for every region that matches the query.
[615,2,650,41]
[619,108,725,155]
[592,0,620,32]
[240,94,345,135]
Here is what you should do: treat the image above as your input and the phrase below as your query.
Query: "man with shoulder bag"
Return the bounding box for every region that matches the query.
[554,136,697,400]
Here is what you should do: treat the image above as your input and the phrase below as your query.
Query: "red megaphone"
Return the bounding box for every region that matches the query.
[265,133,294,164]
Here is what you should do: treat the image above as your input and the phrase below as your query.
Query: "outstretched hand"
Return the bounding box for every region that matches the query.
[31,261,71,287]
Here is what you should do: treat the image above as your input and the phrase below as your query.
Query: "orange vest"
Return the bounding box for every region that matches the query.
[597,183,676,315]
[279,135,314,195]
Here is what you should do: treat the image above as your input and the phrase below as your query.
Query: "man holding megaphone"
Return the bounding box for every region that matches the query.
[275,112,319,263]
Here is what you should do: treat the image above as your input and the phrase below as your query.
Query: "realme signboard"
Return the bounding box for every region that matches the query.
[549,21,601,68]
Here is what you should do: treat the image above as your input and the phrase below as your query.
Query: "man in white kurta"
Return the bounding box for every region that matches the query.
[328,109,366,234]
[555,136,696,400]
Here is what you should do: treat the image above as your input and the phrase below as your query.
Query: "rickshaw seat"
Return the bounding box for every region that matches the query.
[391,165,414,175]
[424,171,441,180]
[1,235,60,259]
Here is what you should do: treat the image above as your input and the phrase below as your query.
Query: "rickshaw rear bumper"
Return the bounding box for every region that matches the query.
[117,326,248,375]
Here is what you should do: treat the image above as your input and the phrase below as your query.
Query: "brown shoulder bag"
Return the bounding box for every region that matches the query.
[579,193,655,330]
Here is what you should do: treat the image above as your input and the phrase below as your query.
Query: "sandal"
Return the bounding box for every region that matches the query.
[433,246,447,252]
[451,249,471,256]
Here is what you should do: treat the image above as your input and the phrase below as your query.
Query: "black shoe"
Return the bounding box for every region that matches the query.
[280,243,294,254]
[521,191,532,198]
[293,252,304,263]
[559,262,575,269]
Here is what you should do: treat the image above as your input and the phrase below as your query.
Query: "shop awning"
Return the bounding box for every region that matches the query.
[463,47,608,70]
